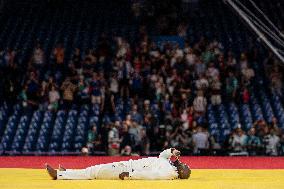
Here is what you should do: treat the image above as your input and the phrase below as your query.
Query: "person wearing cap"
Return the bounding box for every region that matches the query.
[45,148,191,180]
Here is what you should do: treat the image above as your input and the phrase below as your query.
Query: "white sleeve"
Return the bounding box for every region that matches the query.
[128,169,176,180]
[158,148,173,159]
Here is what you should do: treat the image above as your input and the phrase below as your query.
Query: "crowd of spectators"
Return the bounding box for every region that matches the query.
[0,30,284,156]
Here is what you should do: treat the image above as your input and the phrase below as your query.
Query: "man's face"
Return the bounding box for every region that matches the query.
[237,129,242,136]
[249,128,256,136]
[177,163,191,179]
[132,105,138,111]
[92,126,97,133]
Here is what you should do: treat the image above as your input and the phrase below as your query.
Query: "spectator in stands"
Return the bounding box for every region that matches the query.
[269,65,283,96]
[209,135,221,155]
[128,121,143,152]
[48,85,60,111]
[263,128,280,156]
[61,78,76,110]
[181,109,189,130]
[193,90,207,116]
[195,58,206,78]
[19,85,28,108]
[240,86,250,104]
[226,51,237,69]
[202,46,215,64]
[82,54,95,78]
[46,76,57,90]
[53,43,64,65]
[130,104,143,124]
[229,128,247,154]
[117,59,132,98]
[108,123,121,156]
[109,72,119,99]
[170,125,187,149]
[116,37,129,58]
[130,71,143,98]
[25,71,40,109]
[142,100,153,115]
[87,125,102,154]
[185,47,196,66]
[206,62,219,81]
[226,71,238,101]
[90,72,102,105]
[32,44,45,68]
[241,64,255,88]
[120,145,133,156]
[39,80,48,110]
[177,22,188,37]
[4,48,16,66]
[269,117,281,135]
[120,121,132,150]
[192,126,210,155]
[195,74,209,91]
[246,128,261,155]
[210,76,222,106]
[81,147,89,156]
[77,75,89,105]
[139,128,150,155]
[101,87,116,118]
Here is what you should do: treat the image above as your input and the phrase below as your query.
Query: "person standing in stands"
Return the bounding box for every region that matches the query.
[108,123,121,156]
[60,78,76,110]
[90,72,102,105]
[53,43,65,73]
[48,85,60,111]
[192,126,210,155]
[193,90,207,116]
[226,71,238,102]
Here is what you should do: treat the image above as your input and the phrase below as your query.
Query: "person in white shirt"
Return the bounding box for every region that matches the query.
[230,128,247,152]
[264,129,280,156]
[195,75,209,91]
[192,127,209,154]
[108,124,121,156]
[45,148,191,180]
[109,73,119,96]
[193,90,207,114]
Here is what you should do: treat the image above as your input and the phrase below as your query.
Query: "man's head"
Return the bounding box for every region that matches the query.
[177,163,191,179]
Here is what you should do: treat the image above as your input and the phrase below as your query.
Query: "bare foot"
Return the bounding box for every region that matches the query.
[45,163,57,180]
[58,164,66,171]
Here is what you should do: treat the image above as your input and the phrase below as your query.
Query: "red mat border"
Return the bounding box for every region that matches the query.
[0,156,283,169]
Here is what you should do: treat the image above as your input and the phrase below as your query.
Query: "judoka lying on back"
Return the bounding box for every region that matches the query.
[46,148,191,180]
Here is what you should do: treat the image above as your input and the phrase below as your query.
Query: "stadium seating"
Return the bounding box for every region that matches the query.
[0,0,283,155]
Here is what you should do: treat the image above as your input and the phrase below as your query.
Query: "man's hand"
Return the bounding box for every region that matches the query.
[119,172,129,180]
[171,148,181,158]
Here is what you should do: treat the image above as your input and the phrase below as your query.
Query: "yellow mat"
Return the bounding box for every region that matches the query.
[0,169,284,189]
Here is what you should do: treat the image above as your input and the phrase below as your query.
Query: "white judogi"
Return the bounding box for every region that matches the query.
[57,149,178,180]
